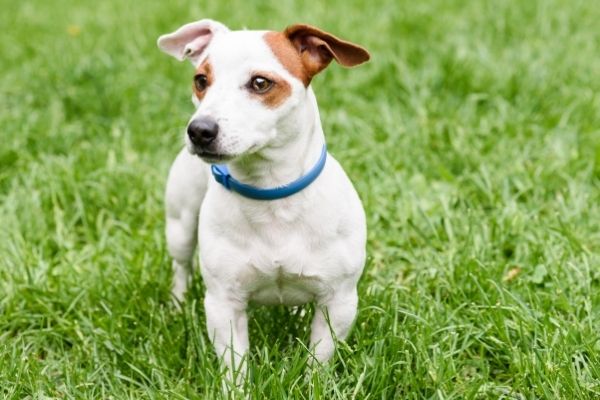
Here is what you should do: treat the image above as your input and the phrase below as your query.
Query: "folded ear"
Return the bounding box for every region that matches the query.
[157,19,229,64]
[283,24,370,79]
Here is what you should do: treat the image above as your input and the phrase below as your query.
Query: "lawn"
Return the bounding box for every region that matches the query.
[1,0,600,398]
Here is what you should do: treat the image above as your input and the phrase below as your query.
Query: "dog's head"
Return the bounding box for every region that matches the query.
[158,20,370,163]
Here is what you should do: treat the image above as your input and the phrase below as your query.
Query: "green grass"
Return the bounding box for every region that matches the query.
[1,0,600,398]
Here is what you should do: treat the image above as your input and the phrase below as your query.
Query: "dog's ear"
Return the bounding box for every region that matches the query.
[157,19,229,64]
[283,24,370,79]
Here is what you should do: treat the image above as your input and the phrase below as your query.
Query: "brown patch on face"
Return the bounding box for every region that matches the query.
[264,31,311,86]
[249,71,292,108]
[192,58,213,100]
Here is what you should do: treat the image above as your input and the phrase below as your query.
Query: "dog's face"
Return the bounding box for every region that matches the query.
[158,20,369,163]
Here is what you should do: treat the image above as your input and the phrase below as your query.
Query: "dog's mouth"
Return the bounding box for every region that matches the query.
[194,150,235,163]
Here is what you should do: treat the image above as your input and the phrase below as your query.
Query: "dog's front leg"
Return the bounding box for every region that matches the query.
[204,292,249,381]
[309,288,358,363]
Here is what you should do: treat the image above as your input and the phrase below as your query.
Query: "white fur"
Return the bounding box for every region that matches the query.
[160,21,367,376]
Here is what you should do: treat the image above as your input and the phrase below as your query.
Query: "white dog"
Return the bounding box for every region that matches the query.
[158,19,370,374]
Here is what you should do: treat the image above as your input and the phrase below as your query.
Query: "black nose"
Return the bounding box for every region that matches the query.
[187,117,219,146]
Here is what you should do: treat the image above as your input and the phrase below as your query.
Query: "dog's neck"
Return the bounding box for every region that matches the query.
[226,89,325,189]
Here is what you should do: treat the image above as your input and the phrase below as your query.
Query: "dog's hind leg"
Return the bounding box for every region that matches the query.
[165,148,209,305]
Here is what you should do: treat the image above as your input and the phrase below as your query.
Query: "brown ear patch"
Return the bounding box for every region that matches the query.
[264,25,370,86]
[192,58,213,100]
[249,71,292,109]
[284,24,370,68]
[264,31,311,86]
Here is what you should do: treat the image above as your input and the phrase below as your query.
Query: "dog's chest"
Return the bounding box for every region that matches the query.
[244,264,326,306]
[200,199,349,305]
[235,223,333,305]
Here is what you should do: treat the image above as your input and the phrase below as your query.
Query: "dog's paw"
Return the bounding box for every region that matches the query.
[170,285,187,311]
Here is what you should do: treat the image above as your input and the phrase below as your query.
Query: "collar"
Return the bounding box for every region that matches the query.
[210,144,327,200]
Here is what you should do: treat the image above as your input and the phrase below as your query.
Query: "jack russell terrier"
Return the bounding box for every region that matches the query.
[158,19,370,374]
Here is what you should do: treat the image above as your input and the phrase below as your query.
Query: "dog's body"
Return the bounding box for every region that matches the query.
[159,20,369,373]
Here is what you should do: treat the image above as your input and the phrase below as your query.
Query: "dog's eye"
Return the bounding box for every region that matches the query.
[250,76,273,94]
[194,74,208,92]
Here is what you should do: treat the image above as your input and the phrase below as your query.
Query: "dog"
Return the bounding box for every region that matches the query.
[157,19,370,375]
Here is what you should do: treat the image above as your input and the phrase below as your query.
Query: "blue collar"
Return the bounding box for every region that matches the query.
[211,145,327,200]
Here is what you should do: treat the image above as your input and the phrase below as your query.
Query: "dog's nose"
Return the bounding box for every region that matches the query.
[187,117,219,146]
